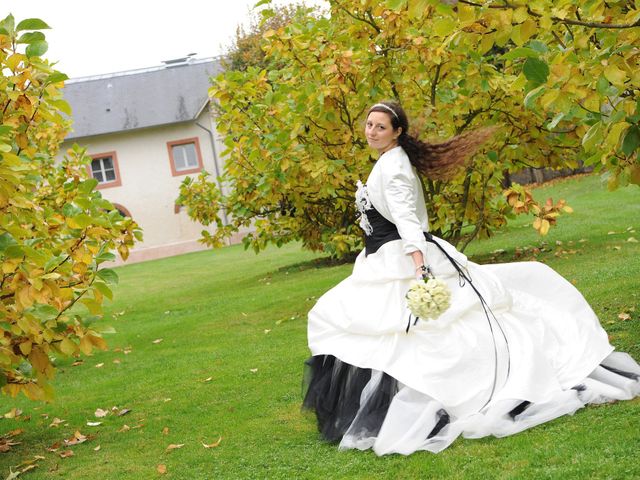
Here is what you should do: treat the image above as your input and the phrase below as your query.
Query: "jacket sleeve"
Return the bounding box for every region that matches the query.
[381,155,430,260]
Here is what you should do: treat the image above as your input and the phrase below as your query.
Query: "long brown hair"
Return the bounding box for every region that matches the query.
[368,101,495,180]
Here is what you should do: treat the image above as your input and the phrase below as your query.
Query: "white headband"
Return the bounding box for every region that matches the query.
[371,103,399,120]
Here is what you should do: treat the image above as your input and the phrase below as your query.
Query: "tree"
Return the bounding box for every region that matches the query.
[180,0,639,257]
[223,2,312,72]
[0,15,141,401]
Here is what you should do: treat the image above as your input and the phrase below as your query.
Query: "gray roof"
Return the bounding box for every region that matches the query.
[63,58,222,140]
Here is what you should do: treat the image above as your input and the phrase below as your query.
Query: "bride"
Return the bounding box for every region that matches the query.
[302,101,640,456]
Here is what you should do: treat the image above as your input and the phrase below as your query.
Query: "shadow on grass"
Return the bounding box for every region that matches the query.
[276,252,358,274]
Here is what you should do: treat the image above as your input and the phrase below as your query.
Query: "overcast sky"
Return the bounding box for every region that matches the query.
[7,0,327,78]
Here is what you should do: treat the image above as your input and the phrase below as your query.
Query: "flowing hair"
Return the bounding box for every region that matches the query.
[368,101,496,180]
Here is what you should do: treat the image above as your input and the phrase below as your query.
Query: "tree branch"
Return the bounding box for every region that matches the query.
[332,1,381,33]
[431,64,442,107]
[457,0,640,29]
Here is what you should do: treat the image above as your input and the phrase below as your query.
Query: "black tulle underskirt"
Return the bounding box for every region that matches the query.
[302,355,450,443]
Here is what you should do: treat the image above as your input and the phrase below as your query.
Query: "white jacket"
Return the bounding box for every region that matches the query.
[364,146,430,260]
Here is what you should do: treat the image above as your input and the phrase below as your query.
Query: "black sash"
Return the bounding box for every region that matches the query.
[364,207,402,256]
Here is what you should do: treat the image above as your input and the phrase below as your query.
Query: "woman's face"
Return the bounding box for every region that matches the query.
[365,111,400,154]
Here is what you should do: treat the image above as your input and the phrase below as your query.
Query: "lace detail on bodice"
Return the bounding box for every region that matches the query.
[355,180,373,235]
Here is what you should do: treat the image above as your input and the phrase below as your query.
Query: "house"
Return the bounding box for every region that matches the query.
[59,56,235,263]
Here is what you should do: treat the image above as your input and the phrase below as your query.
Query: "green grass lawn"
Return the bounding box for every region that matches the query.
[1,174,639,479]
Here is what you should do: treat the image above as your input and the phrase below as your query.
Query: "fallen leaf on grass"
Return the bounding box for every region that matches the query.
[608,231,616,235]
[64,431,89,446]
[49,417,65,428]
[157,464,167,474]
[87,421,102,427]
[116,408,132,417]
[627,237,638,243]
[113,359,121,364]
[95,363,104,368]
[95,408,108,418]
[94,445,101,451]
[0,439,20,453]
[5,469,20,480]
[152,338,163,344]
[6,429,23,437]
[250,369,258,373]
[46,442,61,452]
[21,464,37,474]
[618,312,631,321]
[72,360,84,367]
[3,408,23,419]
[34,455,45,460]
[162,427,169,435]
[118,425,131,433]
[166,443,184,452]
[202,437,222,448]
[264,329,271,334]
[203,377,213,383]
[59,450,74,458]
[613,246,621,250]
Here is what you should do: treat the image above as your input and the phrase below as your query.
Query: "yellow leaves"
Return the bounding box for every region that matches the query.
[18,340,32,356]
[479,33,495,55]
[28,346,51,376]
[603,64,627,87]
[511,19,537,46]
[5,53,25,71]
[581,93,600,113]
[605,122,629,152]
[457,4,476,24]
[433,18,457,37]
[582,123,603,153]
[532,217,551,235]
[79,333,107,355]
[539,89,560,111]
[81,298,102,316]
[16,285,34,310]
[630,165,640,185]
[513,7,529,24]
[505,188,571,236]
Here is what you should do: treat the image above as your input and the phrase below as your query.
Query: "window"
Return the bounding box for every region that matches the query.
[89,151,121,189]
[112,203,131,218]
[167,137,203,176]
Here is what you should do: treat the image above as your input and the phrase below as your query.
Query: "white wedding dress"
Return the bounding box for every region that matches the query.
[304,147,640,455]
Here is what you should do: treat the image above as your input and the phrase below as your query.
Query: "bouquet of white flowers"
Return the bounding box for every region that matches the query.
[406,276,451,325]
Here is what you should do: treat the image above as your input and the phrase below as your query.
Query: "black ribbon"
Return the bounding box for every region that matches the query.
[415,233,511,409]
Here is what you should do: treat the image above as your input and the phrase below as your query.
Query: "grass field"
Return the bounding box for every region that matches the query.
[1,174,639,479]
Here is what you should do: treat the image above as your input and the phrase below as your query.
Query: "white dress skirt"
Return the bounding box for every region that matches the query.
[304,235,640,456]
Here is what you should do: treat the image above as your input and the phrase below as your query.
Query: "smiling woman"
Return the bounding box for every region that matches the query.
[365,109,401,155]
[302,101,640,456]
